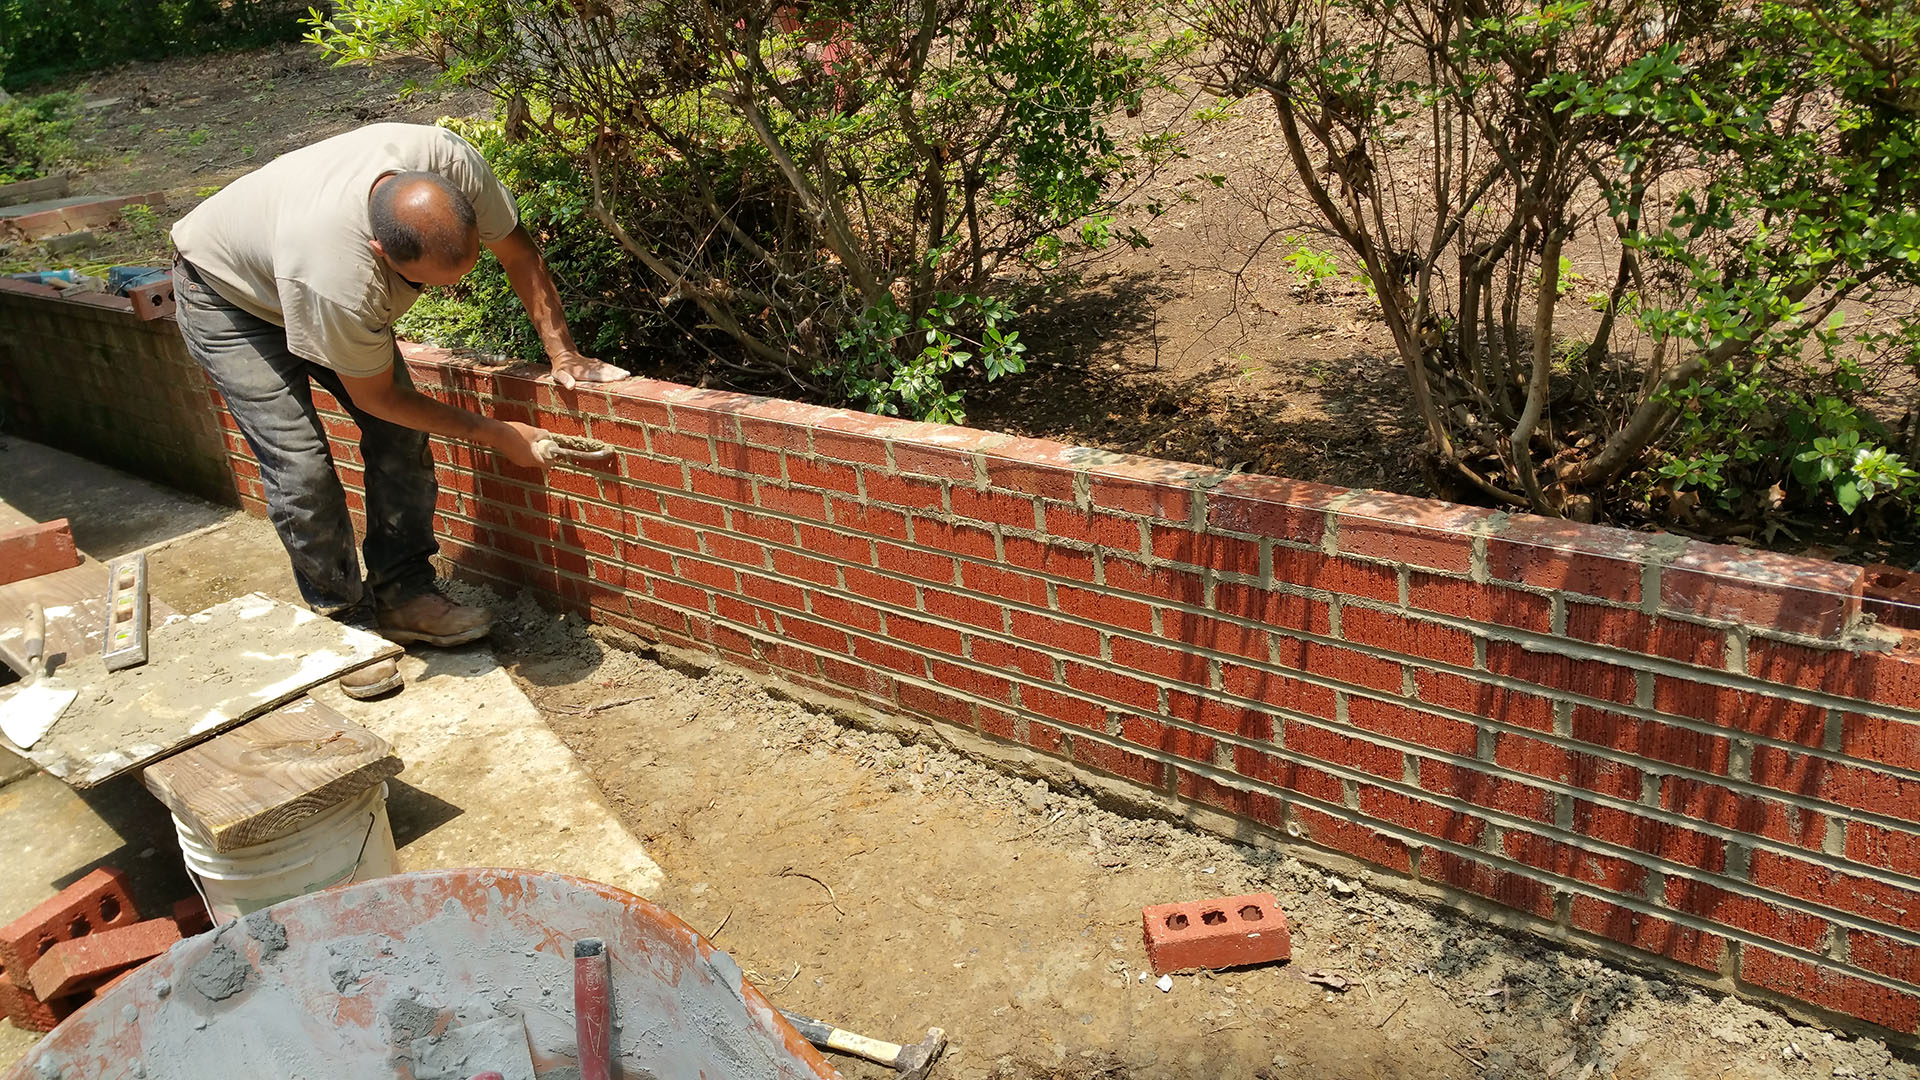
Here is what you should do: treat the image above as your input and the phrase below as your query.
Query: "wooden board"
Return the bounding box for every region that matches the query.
[1,592,402,787]
[0,561,179,679]
[142,696,404,852]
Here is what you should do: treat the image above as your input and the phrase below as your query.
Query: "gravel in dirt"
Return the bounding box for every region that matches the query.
[454,582,1919,1080]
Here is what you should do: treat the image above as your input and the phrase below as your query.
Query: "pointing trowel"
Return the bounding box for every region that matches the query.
[0,603,78,749]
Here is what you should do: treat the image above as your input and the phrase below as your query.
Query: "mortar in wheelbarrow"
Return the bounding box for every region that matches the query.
[6,868,841,1079]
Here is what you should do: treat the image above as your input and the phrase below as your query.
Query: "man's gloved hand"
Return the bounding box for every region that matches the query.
[551,350,631,390]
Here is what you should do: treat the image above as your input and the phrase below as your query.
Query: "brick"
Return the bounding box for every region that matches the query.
[1111,637,1209,686]
[1168,691,1278,740]
[1849,930,1920,988]
[863,470,946,511]
[0,867,138,980]
[1405,574,1554,633]
[1652,677,1824,745]
[1751,746,1920,823]
[1069,736,1166,786]
[898,682,976,726]
[1420,849,1558,918]
[1748,640,1920,711]
[172,898,213,939]
[1487,515,1655,603]
[927,659,1016,704]
[1204,474,1340,545]
[911,518,999,563]
[1056,586,1154,633]
[1142,892,1292,975]
[1570,706,1731,774]
[1740,946,1919,1033]
[891,441,977,480]
[1120,715,1217,764]
[984,451,1078,502]
[754,480,828,521]
[1271,549,1400,603]
[1290,803,1415,872]
[1359,786,1486,845]
[1276,640,1403,694]
[1347,697,1479,756]
[1023,686,1106,731]
[843,567,919,609]
[921,589,1006,632]
[968,636,1055,680]
[1332,494,1492,573]
[1415,670,1556,732]
[0,517,80,586]
[1484,642,1638,705]
[1420,762,1554,822]
[1210,585,1330,637]
[1220,666,1336,719]
[786,456,861,494]
[1847,823,1920,877]
[1663,878,1830,950]
[1493,732,1641,800]
[1151,527,1261,575]
[1658,777,1824,850]
[1009,611,1102,657]
[1839,712,1920,772]
[1339,607,1476,666]
[26,918,181,999]
[1661,541,1862,640]
[1750,849,1920,932]
[0,971,78,1033]
[1571,801,1725,871]
[1103,559,1206,608]
[829,500,911,542]
[1044,506,1141,551]
[1265,724,1402,782]
[1565,604,1725,667]
[1502,831,1646,893]
[1000,537,1097,581]
[1568,897,1726,972]
[952,487,1041,531]
[1178,772,1286,829]
[877,542,955,584]
[887,614,965,656]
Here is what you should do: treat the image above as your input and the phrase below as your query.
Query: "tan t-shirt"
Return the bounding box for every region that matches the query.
[171,123,518,377]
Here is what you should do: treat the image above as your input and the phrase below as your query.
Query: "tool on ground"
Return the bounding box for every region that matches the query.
[102,551,149,670]
[0,602,78,749]
[533,434,615,469]
[574,937,613,1080]
[778,1010,947,1080]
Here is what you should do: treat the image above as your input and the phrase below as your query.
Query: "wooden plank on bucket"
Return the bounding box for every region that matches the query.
[142,696,403,853]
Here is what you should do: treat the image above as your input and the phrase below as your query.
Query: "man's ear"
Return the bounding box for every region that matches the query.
[368,238,388,263]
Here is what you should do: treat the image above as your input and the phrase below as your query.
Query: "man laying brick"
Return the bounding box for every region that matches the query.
[170,122,629,700]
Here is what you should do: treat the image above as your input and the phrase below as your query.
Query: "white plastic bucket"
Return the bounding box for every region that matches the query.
[174,782,400,924]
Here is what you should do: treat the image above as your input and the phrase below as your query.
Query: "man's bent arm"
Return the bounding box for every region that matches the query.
[337,365,547,469]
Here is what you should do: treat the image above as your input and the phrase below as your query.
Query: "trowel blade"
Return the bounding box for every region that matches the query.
[0,679,77,749]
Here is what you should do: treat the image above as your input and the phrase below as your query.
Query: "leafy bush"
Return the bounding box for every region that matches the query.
[311,0,1180,422]
[0,0,309,90]
[1201,0,1920,529]
[0,91,78,182]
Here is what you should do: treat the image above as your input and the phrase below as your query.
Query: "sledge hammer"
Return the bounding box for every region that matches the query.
[779,1010,946,1080]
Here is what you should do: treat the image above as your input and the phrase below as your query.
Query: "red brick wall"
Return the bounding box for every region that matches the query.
[4,282,1914,1037]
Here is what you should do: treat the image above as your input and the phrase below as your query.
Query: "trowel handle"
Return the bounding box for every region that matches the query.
[23,604,45,677]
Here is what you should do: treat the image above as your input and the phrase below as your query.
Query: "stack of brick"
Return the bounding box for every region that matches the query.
[0,869,209,1032]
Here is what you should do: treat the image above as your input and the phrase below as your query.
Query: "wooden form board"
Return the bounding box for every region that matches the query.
[1,592,401,787]
[0,560,179,678]
[142,696,404,852]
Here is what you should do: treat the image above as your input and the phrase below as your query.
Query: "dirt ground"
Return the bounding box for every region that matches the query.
[462,585,1912,1080]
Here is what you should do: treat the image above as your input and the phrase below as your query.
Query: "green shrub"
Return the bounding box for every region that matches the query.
[0,91,78,183]
[0,0,308,90]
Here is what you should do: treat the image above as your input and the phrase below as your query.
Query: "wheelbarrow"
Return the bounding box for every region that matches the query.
[5,868,841,1079]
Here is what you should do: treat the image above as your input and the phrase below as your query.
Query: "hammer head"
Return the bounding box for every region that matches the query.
[894,1027,946,1080]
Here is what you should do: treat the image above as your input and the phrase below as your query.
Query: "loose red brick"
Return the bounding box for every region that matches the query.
[1220,666,1336,719]
[1405,574,1554,633]
[1211,585,1330,637]
[0,867,138,980]
[1571,801,1726,871]
[1493,732,1642,801]
[1360,786,1487,845]
[1565,604,1726,668]
[1420,762,1554,822]
[1661,541,1862,640]
[1151,527,1262,575]
[172,897,213,938]
[1070,736,1167,786]
[1484,642,1638,705]
[1570,706,1731,774]
[1751,746,1920,823]
[1847,823,1920,877]
[1290,803,1416,872]
[1568,897,1726,972]
[1849,930,1920,988]
[1658,777,1824,850]
[0,972,78,1033]
[1178,772,1286,829]
[1415,670,1556,733]
[1663,878,1830,950]
[1839,712,1920,772]
[1142,892,1292,975]
[1347,697,1479,756]
[1652,677,1825,746]
[1273,723,1404,781]
[1204,474,1340,545]
[1740,946,1919,1033]
[1502,831,1647,893]
[1340,607,1476,666]
[1750,849,1920,932]
[1103,559,1206,607]
[1487,515,1654,604]
[0,517,80,586]
[26,918,181,999]
[1271,548,1401,603]
[1420,849,1558,918]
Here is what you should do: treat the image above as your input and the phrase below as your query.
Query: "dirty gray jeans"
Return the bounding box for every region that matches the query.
[172,256,440,617]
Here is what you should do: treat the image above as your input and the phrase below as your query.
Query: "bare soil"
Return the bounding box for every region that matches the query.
[470,583,1917,1080]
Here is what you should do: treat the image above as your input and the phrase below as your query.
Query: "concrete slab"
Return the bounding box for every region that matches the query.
[0,437,231,561]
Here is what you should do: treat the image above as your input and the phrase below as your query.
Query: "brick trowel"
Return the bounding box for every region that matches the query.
[0,603,77,749]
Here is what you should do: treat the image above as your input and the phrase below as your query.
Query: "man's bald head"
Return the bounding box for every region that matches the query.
[369,171,480,280]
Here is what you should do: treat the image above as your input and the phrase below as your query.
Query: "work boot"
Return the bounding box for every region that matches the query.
[377,590,494,646]
[339,657,403,700]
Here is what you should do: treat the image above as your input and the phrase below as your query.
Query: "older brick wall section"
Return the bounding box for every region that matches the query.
[3,291,1917,1036]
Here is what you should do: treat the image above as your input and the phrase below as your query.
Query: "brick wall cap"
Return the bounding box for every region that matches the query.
[1332,489,1501,533]
[1670,539,1866,595]
[1493,513,1686,562]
